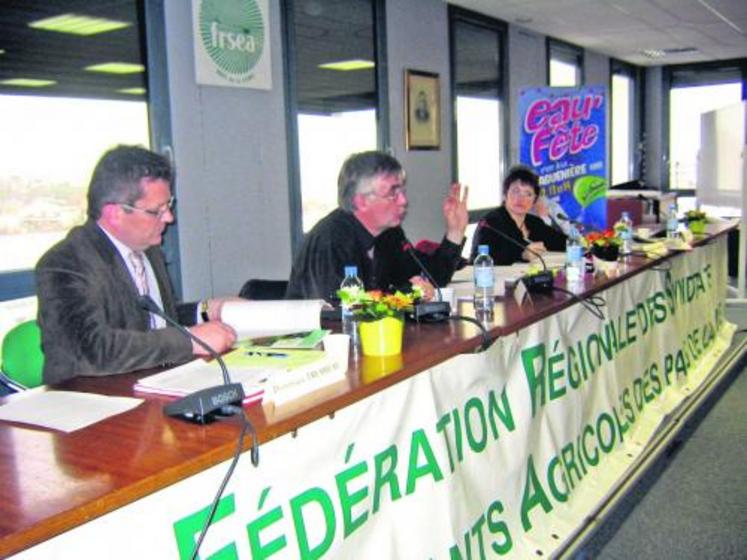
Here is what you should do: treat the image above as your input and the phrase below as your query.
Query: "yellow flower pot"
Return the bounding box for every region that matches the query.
[688,220,706,234]
[359,316,404,357]
[361,353,404,383]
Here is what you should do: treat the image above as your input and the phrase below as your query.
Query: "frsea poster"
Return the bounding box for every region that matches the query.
[192,0,272,89]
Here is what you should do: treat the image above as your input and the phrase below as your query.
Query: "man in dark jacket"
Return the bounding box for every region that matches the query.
[36,145,236,384]
[286,151,469,301]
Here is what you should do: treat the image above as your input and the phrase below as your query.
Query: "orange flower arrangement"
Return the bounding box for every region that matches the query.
[337,287,422,321]
[583,229,622,261]
[584,229,622,249]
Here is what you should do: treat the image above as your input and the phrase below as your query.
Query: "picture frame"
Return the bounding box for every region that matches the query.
[405,69,440,150]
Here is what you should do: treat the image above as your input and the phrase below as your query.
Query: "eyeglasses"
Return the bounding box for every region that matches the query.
[507,188,535,200]
[120,196,175,219]
[366,186,407,202]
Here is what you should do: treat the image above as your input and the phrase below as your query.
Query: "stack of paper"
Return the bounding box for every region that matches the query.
[134,345,344,406]
[221,299,326,339]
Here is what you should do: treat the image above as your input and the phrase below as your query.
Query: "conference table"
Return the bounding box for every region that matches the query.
[0,221,738,559]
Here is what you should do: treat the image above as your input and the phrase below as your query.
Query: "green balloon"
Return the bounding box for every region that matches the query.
[573,176,608,208]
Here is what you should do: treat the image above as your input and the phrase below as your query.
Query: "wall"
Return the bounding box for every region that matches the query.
[385,0,454,245]
[507,25,546,164]
[644,66,665,189]
[164,0,292,300]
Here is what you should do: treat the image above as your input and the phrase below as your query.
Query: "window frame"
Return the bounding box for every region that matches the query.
[281,0,388,255]
[609,58,643,186]
[448,5,508,222]
[0,0,172,302]
[547,38,585,87]
[661,58,747,194]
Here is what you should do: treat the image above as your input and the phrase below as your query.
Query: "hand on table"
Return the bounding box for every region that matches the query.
[188,321,236,355]
[409,275,436,302]
[523,241,547,262]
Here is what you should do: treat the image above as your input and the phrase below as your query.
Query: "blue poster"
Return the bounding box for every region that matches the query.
[519,86,607,231]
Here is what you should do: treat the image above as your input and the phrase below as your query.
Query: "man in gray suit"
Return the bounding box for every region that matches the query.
[36,145,236,384]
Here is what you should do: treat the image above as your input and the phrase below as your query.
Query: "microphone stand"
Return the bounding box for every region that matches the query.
[401,240,452,322]
[477,220,555,293]
[136,295,246,424]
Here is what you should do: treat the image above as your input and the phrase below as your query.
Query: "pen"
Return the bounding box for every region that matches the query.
[245,351,289,358]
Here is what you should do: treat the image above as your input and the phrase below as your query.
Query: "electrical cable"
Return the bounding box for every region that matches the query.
[552,286,607,321]
[450,314,493,351]
[190,407,259,560]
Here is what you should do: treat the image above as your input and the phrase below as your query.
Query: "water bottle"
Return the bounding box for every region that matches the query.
[666,202,679,239]
[473,245,495,322]
[617,211,633,256]
[565,225,584,282]
[340,266,363,346]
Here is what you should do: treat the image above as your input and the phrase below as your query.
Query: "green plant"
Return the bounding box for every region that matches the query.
[684,209,707,223]
[337,287,422,321]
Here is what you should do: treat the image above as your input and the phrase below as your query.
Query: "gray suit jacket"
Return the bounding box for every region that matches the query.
[36,220,195,384]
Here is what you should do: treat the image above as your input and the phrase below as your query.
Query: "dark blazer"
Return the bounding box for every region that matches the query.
[36,220,195,384]
[285,209,464,300]
[471,206,567,265]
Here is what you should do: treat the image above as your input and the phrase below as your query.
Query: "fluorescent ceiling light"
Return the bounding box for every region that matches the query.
[85,62,144,74]
[29,14,130,36]
[641,49,665,59]
[318,59,375,71]
[118,87,147,95]
[0,78,57,87]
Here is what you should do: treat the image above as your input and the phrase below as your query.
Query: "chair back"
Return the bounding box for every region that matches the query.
[238,279,289,300]
[1,319,44,389]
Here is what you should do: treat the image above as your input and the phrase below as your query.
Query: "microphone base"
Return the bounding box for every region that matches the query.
[164,383,245,424]
[521,270,555,294]
[407,301,451,323]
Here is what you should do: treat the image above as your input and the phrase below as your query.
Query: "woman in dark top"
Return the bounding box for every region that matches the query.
[471,166,567,265]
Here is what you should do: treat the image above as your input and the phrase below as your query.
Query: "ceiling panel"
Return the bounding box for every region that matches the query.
[449,0,747,65]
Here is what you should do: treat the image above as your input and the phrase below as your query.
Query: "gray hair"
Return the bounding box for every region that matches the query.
[87,145,173,220]
[337,151,404,212]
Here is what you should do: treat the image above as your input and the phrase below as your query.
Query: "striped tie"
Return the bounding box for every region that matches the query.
[129,251,154,328]
[128,251,149,296]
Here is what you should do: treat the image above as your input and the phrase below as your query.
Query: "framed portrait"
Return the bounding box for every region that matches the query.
[405,69,440,150]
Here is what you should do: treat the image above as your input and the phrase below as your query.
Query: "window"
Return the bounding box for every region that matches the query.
[284,0,382,241]
[449,8,506,212]
[666,61,744,191]
[610,60,640,185]
[548,39,583,87]
[0,1,151,298]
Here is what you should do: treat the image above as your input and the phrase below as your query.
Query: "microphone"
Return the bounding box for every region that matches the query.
[136,295,245,424]
[400,240,451,322]
[476,220,555,293]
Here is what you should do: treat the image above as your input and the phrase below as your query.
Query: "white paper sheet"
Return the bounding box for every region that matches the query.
[0,389,143,433]
[221,299,325,339]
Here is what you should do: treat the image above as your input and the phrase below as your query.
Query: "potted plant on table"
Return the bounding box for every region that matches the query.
[683,209,708,234]
[583,229,623,275]
[584,229,622,261]
[337,287,422,357]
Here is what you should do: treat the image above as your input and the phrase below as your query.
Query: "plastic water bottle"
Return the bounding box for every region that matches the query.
[473,245,495,322]
[666,202,679,239]
[340,266,363,346]
[565,225,584,282]
[617,211,633,256]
